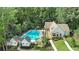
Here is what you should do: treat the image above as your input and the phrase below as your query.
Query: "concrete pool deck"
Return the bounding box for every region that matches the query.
[21,30,44,43]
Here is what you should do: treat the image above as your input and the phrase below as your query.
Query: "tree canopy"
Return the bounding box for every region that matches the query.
[0,7,79,48]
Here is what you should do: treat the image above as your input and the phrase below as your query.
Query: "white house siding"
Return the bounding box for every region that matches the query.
[50,22,58,33]
[21,39,31,47]
[10,38,17,46]
[51,26,64,37]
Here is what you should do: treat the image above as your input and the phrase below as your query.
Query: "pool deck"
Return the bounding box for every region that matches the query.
[21,30,44,43]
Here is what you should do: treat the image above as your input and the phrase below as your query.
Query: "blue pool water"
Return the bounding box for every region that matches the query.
[21,30,42,41]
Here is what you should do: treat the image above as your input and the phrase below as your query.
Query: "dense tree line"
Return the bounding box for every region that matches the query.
[0,7,79,50]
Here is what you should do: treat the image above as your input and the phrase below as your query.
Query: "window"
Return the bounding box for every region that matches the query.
[60,34,61,36]
[23,43,24,44]
[53,33,55,36]
[57,34,58,36]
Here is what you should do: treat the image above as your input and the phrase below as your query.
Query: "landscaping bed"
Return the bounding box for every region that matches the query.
[7,46,18,51]
[32,46,53,51]
[20,42,54,51]
[20,46,53,51]
[31,42,54,51]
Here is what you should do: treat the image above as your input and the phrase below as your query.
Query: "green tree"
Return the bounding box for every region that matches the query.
[0,8,17,50]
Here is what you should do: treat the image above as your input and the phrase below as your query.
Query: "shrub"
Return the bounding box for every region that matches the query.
[8,46,17,51]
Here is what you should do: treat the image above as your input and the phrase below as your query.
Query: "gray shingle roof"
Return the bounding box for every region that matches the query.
[44,21,70,32]
[57,24,70,32]
[44,22,53,29]
[19,38,24,41]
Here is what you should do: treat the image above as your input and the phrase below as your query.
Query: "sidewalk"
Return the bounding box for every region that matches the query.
[63,38,74,51]
[49,40,57,51]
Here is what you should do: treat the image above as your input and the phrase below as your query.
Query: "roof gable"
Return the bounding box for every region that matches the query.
[22,39,28,42]
[10,38,17,42]
[44,21,57,29]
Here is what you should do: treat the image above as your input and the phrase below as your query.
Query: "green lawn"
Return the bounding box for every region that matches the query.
[66,37,79,51]
[54,39,69,51]
[74,28,79,36]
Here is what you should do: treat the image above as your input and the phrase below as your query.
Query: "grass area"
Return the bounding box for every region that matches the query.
[32,46,53,51]
[66,37,79,51]
[65,37,75,47]
[31,42,54,51]
[74,28,79,36]
[54,39,69,51]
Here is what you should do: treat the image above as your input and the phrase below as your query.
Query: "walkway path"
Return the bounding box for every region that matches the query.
[49,40,57,51]
[63,38,74,51]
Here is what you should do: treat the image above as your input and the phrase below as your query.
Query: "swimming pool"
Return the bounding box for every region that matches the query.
[21,30,42,42]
